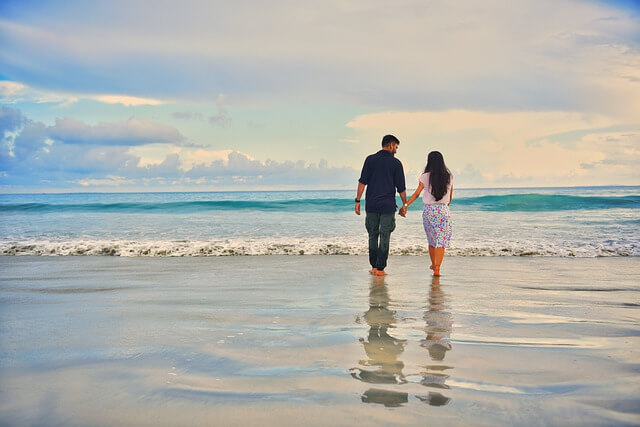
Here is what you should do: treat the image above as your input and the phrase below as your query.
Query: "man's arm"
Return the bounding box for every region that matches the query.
[355,182,365,215]
[395,160,407,216]
[398,190,407,217]
[356,157,370,216]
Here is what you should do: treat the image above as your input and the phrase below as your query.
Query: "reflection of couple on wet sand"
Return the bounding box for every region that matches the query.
[419,276,453,394]
[350,276,453,407]
[355,135,453,276]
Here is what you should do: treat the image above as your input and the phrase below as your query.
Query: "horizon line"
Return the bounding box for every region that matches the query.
[1,184,639,196]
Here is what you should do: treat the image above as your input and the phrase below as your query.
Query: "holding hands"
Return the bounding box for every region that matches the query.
[401,180,425,218]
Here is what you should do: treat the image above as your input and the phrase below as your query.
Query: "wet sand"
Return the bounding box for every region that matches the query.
[0,256,639,426]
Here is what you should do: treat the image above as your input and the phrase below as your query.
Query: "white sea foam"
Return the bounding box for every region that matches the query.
[1,238,636,257]
[2,188,638,259]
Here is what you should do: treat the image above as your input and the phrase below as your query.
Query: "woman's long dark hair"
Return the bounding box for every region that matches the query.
[424,151,451,201]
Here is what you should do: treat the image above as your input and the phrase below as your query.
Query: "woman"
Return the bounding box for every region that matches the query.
[402,151,453,276]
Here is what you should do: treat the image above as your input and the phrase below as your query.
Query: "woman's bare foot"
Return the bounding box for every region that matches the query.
[429,264,434,270]
[433,266,440,276]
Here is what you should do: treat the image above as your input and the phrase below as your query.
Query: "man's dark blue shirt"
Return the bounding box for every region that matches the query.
[358,150,406,213]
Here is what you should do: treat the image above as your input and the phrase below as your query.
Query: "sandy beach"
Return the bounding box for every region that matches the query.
[0,256,639,426]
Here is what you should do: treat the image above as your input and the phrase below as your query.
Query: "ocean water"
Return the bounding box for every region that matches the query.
[1,186,638,257]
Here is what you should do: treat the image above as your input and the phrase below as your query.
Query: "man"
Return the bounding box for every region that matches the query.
[355,134,407,276]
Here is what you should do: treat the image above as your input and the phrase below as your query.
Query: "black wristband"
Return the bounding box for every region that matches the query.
[355,198,360,203]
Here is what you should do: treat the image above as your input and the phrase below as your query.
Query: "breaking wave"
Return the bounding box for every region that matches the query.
[1,239,636,257]
[1,194,638,213]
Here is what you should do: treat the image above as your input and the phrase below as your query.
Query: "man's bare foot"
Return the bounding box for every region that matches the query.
[374,269,387,276]
[369,268,377,275]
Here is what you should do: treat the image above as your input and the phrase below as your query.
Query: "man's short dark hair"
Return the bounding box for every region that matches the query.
[381,134,399,147]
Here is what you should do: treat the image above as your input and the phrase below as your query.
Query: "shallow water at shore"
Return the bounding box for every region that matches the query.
[1,256,639,425]
[2,188,639,257]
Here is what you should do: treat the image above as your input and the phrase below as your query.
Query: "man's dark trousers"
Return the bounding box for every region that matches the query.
[365,212,396,271]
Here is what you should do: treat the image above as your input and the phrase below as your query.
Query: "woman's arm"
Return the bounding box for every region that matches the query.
[448,185,454,206]
[405,181,425,208]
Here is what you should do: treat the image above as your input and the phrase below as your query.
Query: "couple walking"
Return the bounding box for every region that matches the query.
[355,135,453,276]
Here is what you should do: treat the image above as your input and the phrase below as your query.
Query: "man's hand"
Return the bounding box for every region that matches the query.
[399,206,407,217]
[355,202,361,215]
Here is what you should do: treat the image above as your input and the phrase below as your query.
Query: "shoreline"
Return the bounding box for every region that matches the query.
[1,243,636,257]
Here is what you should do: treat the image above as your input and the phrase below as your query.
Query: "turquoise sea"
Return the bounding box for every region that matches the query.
[1,186,638,257]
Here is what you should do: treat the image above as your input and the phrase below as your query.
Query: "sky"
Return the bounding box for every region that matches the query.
[1,0,639,192]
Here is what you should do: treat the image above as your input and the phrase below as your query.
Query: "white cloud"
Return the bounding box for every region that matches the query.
[91,94,164,106]
[47,117,184,146]
[0,81,27,99]
[1,1,639,115]
[74,175,135,186]
[346,109,638,186]
[179,148,232,170]
[0,80,164,106]
[181,150,355,186]
[0,80,78,105]
[129,145,235,171]
[128,144,182,168]
[574,132,640,182]
[1,107,357,189]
